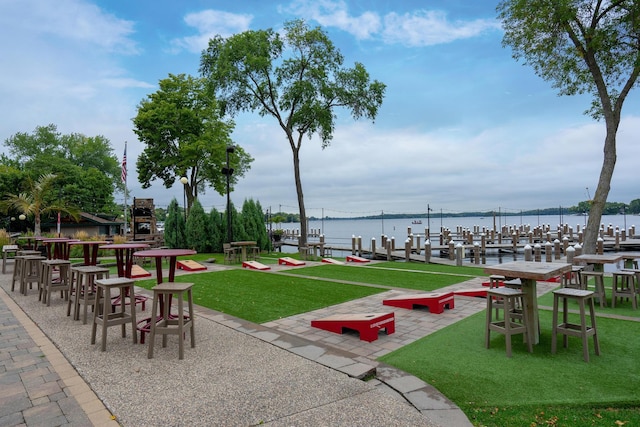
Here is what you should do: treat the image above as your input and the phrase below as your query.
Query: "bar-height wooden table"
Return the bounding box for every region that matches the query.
[231,241,257,262]
[68,240,108,266]
[99,243,150,278]
[133,248,196,343]
[573,254,623,272]
[615,252,640,269]
[40,238,78,260]
[484,261,571,345]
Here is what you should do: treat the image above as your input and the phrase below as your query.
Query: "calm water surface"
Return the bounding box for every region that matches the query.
[273,214,637,267]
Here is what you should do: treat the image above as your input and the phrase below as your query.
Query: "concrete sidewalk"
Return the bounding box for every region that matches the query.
[0,260,486,426]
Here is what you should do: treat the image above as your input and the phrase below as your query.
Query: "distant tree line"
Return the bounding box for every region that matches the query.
[303,199,640,221]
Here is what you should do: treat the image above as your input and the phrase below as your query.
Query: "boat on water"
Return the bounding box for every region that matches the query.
[412,220,422,224]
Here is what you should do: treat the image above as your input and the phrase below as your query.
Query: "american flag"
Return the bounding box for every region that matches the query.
[121,143,127,183]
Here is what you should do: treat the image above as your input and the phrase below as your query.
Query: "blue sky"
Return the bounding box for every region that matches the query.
[2,0,639,218]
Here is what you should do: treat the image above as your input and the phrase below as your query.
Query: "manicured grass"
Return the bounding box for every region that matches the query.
[379,309,640,426]
[129,252,640,424]
[282,264,474,291]
[134,269,384,323]
[365,261,487,276]
[537,278,640,318]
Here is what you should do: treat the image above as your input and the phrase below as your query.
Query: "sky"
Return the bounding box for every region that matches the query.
[1,0,639,219]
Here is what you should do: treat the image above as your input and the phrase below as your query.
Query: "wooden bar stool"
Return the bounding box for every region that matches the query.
[19,255,46,296]
[69,266,109,324]
[551,288,600,362]
[148,282,195,360]
[11,255,27,292]
[39,259,71,306]
[485,287,532,357]
[488,275,505,318]
[91,278,138,351]
[611,270,637,309]
[2,244,18,274]
[562,266,584,289]
[580,270,606,307]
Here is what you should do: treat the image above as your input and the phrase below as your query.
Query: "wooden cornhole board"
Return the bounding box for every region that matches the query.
[322,258,344,265]
[177,260,207,271]
[383,292,454,314]
[278,257,305,266]
[454,288,487,298]
[242,261,271,270]
[346,255,369,263]
[311,312,394,342]
[130,264,152,278]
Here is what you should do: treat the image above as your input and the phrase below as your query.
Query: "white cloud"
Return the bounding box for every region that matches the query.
[284,0,381,39]
[0,0,145,157]
[215,114,640,216]
[170,10,253,53]
[381,10,500,47]
[0,0,138,54]
[283,0,500,46]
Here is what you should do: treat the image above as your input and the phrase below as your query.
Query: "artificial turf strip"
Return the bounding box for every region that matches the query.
[365,261,487,277]
[134,269,384,324]
[379,310,640,426]
[281,264,472,291]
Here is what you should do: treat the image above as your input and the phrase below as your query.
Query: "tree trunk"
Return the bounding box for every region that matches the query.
[583,122,617,254]
[292,147,307,249]
[34,214,41,237]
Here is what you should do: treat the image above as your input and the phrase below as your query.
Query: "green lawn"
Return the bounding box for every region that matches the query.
[379,309,640,426]
[134,268,384,323]
[282,264,476,291]
[128,254,640,425]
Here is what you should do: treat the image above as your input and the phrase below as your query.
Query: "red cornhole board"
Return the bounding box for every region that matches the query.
[383,292,454,314]
[322,258,344,265]
[278,257,305,266]
[346,255,369,263]
[454,288,487,298]
[242,261,271,270]
[311,312,394,342]
[130,264,151,278]
[177,260,207,271]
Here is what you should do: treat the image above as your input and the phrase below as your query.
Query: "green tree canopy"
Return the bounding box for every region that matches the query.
[200,19,386,247]
[133,73,253,213]
[1,124,121,216]
[498,0,640,253]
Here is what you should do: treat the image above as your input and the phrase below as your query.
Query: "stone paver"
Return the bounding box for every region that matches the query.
[0,286,102,427]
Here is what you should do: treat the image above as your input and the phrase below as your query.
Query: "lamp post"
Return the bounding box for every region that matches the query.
[180,176,188,219]
[221,145,235,243]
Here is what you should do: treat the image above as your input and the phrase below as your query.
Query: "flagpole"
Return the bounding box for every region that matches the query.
[122,141,128,237]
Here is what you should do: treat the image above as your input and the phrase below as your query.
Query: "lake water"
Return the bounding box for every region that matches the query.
[272,214,637,268]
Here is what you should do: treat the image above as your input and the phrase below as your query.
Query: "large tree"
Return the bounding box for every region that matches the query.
[498,0,640,253]
[1,124,121,215]
[200,19,386,247]
[133,73,253,213]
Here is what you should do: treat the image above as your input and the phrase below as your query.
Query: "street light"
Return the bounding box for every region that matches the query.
[221,145,235,243]
[180,176,188,219]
